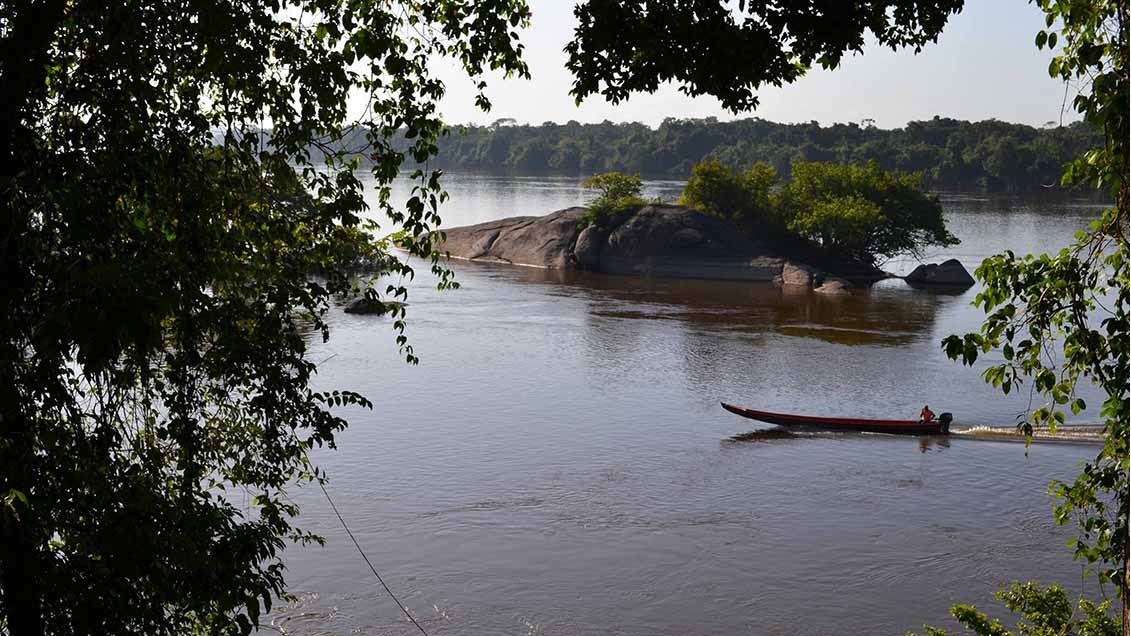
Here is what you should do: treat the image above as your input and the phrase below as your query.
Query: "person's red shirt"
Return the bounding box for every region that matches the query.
[920,406,935,422]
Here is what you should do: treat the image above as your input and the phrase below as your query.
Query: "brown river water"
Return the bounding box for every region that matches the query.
[264,174,1113,635]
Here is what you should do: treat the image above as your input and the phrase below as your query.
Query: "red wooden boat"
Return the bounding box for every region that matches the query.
[721,403,951,435]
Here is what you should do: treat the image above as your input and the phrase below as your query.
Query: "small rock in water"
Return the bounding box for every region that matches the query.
[905,259,975,286]
[344,297,405,315]
[779,261,817,287]
[815,277,853,295]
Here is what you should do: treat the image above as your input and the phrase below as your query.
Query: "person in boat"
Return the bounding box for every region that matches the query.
[919,405,936,423]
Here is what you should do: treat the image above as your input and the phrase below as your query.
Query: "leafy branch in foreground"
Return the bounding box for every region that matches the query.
[932,0,1128,630]
[0,1,529,634]
[909,582,1119,636]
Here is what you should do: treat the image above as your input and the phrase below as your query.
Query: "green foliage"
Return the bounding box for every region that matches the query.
[565,1,963,112]
[413,116,1099,192]
[677,159,956,264]
[584,171,644,202]
[778,161,957,264]
[678,159,780,229]
[0,1,529,634]
[679,160,751,218]
[579,172,647,227]
[907,582,1120,636]
[745,163,780,212]
[1035,0,1129,197]
[785,194,885,257]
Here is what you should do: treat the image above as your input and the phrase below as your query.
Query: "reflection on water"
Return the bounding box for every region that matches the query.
[919,435,952,453]
[471,264,957,349]
[727,429,804,442]
[273,176,1110,636]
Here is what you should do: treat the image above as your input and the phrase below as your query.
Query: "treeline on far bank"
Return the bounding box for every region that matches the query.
[373,116,1100,193]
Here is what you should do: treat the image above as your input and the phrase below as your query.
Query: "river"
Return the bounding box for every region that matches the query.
[265,174,1112,635]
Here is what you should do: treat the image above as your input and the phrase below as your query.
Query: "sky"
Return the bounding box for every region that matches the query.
[432,0,1076,130]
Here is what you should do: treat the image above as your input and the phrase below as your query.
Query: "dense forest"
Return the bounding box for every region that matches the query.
[377,117,1102,192]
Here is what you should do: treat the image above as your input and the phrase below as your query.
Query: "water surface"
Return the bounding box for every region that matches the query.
[268,175,1109,635]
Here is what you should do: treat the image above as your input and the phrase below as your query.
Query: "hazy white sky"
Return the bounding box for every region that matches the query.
[432,0,1075,129]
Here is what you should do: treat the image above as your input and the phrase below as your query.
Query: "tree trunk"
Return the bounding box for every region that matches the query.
[0,3,68,633]
[0,353,44,636]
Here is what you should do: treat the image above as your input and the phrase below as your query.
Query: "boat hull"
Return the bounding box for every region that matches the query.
[721,403,948,435]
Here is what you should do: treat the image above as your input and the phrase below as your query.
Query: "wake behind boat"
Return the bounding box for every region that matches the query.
[721,403,952,435]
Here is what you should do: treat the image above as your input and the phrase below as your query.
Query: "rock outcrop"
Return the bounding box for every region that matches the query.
[439,205,879,288]
[905,259,976,287]
[439,208,585,269]
[594,206,783,280]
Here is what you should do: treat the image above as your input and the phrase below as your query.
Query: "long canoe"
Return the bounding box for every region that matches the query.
[721,403,950,435]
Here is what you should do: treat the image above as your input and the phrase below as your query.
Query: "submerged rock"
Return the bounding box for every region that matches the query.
[905,259,975,286]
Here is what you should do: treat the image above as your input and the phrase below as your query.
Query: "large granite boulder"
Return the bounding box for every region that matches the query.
[905,259,975,287]
[439,207,586,269]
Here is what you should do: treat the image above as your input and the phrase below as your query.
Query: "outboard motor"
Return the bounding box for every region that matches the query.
[938,412,953,434]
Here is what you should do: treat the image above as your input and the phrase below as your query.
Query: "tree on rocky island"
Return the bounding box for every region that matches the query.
[678,159,779,230]
[579,172,648,227]
[778,161,957,266]
[0,1,529,634]
[677,159,957,267]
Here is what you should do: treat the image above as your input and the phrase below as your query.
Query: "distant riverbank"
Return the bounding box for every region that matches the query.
[328,117,1102,192]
